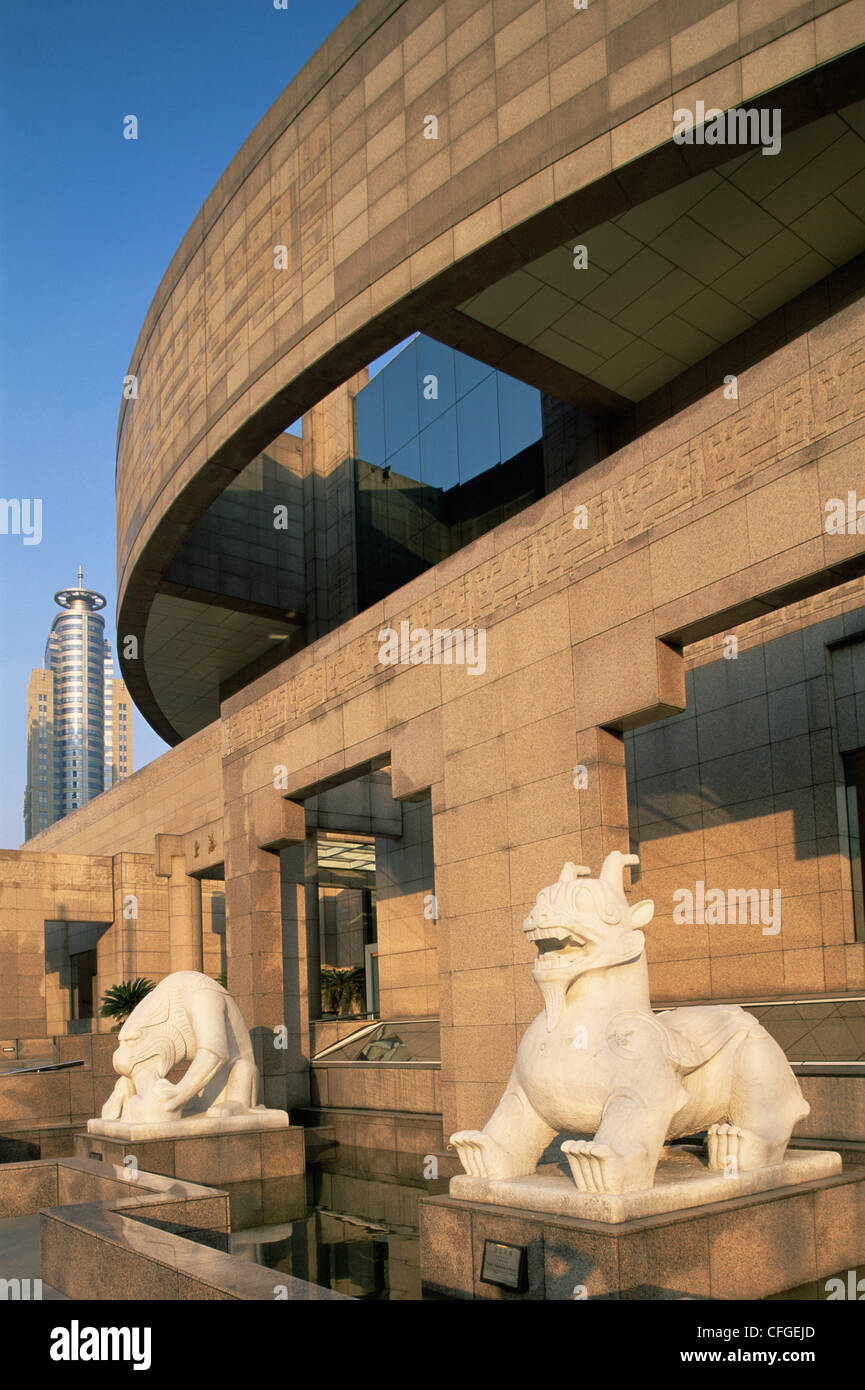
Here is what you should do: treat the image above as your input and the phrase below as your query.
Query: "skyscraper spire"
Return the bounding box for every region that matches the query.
[24,574,133,838]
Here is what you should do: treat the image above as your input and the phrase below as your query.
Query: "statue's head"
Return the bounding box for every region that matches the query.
[112,984,191,1081]
[523,851,654,1028]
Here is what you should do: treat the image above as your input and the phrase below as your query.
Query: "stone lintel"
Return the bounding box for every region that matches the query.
[183,819,225,877]
[248,787,306,852]
[154,833,185,877]
[391,709,443,802]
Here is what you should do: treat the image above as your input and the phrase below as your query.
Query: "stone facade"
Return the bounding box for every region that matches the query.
[9,0,865,1153]
[22,286,865,1132]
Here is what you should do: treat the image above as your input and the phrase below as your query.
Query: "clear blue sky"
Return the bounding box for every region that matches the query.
[0,0,363,848]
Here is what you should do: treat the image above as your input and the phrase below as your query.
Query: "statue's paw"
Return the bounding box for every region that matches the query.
[207,1102,245,1118]
[562,1139,651,1194]
[450,1130,522,1179]
[151,1078,183,1113]
[707,1123,774,1171]
[707,1122,742,1171]
[562,1139,615,1193]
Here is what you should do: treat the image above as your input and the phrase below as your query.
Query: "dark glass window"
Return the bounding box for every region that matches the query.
[456,375,500,482]
[420,410,459,491]
[383,340,420,454]
[453,347,492,397]
[844,750,865,942]
[497,373,543,459]
[356,373,385,467]
[417,337,456,422]
[354,335,550,610]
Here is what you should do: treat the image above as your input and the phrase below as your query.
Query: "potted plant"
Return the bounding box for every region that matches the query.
[320,964,367,1016]
[320,966,344,1015]
[344,965,366,1016]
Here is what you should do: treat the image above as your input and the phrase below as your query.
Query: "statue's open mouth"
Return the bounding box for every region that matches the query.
[526,925,590,972]
[525,926,595,1030]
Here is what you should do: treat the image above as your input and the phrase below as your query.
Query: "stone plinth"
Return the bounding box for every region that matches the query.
[449,1147,841,1224]
[86,1109,289,1141]
[420,1165,865,1301]
[75,1121,304,1190]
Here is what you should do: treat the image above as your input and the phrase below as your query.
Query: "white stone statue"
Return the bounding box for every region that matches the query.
[89,970,287,1137]
[451,852,811,1195]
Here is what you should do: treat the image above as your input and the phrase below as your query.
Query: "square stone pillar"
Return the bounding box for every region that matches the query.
[155,835,203,974]
[224,788,308,1112]
[574,727,630,868]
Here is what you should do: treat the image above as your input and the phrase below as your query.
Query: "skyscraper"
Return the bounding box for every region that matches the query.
[23,569,132,838]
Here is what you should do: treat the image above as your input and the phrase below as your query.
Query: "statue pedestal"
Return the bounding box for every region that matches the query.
[74,1120,305,1229]
[449,1146,840,1223]
[86,1108,289,1141]
[420,1157,865,1300]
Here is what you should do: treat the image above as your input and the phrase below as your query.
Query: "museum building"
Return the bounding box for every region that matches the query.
[3,0,865,1239]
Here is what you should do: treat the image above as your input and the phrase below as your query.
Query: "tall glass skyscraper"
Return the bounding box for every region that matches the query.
[24,570,133,838]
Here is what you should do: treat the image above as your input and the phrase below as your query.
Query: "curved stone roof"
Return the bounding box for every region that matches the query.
[115,0,865,741]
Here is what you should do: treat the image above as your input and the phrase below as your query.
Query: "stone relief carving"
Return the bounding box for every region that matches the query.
[451,852,811,1195]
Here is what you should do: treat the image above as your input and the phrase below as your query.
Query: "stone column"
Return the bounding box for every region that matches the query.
[574,726,630,868]
[278,838,317,1111]
[168,857,203,973]
[154,835,203,973]
[223,785,307,1112]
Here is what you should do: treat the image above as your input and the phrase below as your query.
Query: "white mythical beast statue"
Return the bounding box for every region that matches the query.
[451,852,809,1194]
[94,970,282,1129]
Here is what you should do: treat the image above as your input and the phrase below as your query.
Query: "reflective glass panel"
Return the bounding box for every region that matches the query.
[456,375,500,482]
[383,340,420,454]
[356,374,384,467]
[419,410,459,492]
[314,1018,441,1062]
[497,372,543,460]
[417,337,456,423]
[454,347,493,397]
[388,435,421,488]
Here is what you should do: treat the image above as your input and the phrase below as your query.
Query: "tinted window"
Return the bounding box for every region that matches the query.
[383,340,420,454]
[356,374,384,466]
[456,375,499,481]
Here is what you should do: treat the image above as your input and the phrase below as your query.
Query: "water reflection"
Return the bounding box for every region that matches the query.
[228,1140,864,1301]
[230,1142,449,1300]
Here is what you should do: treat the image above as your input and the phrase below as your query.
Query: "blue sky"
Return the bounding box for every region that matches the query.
[0,0,368,848]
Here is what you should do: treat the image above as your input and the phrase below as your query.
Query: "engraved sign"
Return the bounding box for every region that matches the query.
[480,1239,527,1291]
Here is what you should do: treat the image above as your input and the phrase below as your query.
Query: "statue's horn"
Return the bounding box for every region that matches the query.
[557,862,591,882]
[599,851,639,894]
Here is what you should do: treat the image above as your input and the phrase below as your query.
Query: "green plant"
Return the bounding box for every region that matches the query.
[99,977,155,1031]
[345,965,366,1010]
[215,972,227,989]
[320,964,366,1016]
[320,966,345,1014]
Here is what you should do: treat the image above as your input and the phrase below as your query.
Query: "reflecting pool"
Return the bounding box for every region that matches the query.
[230,1139,450,1300]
